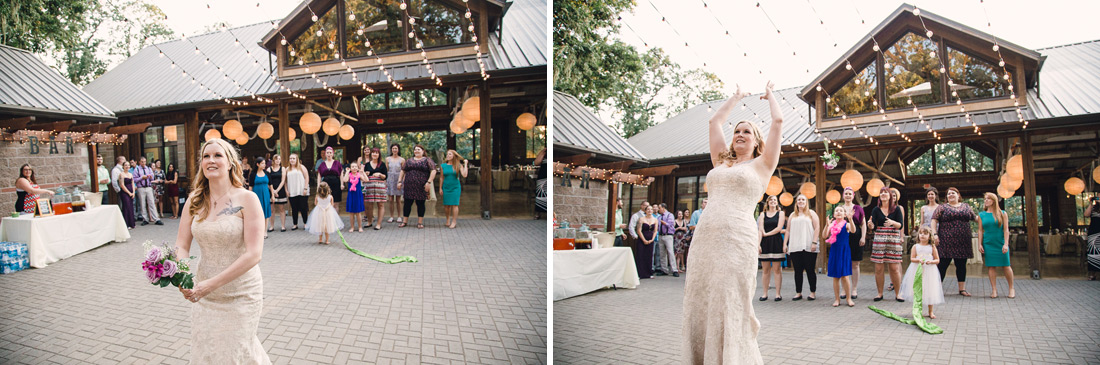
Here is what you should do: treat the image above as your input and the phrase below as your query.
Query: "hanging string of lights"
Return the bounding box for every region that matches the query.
[204,3,307,99]
[913,7,981,135]
[177,35,274,104]
[398,0,443,86]
[977,0,1027,128]
[340,5,405,91]
[150,41,249,106]
[456,0,489,80]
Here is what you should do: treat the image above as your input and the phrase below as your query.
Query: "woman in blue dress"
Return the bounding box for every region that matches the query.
[438,149,468,229]
[825,205,855,307]
[251,157,272,238]
[978,192,1015,298]
[343,162,366,232]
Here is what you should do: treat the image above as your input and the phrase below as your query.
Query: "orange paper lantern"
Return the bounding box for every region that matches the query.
[461,96,480,121]
[779,192,794,207]
[1006,155,1024,181]
[799,182,817,199]
[866,178,885,197]
[204,128,221,142]
[299,112,322,134]
[222,119,243,140]
[516,112,537,131]
[338,124,355,140]
[840,169,863,190]
[1065,177,1086,195]
[322,118,341,136]
[765,176,784,197]
[257,122,274,140]
[825,190,841,204]
[234,134,248,145]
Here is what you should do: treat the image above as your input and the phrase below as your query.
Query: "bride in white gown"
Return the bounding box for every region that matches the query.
[683,82,784,364]
[175,138,271,364]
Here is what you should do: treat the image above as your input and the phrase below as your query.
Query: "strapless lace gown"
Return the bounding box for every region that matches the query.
[682,163,764,364]
[190,216,271,364]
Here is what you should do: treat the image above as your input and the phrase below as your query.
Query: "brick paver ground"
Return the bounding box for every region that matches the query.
[0,216,546,364]
[554,269,1100,364]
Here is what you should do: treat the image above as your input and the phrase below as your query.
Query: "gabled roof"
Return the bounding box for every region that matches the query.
[1026,39,1100,119]
[0,44,115,122]
[799,3,1041,103]
[553,91,646,162]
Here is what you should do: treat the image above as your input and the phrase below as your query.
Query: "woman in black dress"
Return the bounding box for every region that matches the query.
[1086,196,1100,280]
[636,205,658,279]
[758,195,786,301]
[267,154,288,232]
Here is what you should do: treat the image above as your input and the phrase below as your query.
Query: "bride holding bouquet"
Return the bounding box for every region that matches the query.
[174,138,271,363]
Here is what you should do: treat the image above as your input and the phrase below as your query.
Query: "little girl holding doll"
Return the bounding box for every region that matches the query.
[307,182,344,245]
[900,226,945,318]
[824,205,856,307]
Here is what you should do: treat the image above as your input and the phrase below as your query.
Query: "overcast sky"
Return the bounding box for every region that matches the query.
[615,0,1100,95]
[150,0,301,37]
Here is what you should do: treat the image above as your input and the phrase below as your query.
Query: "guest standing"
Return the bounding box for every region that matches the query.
[685,199,706,270]
[385,144,405,224]
[758,195,786,301]
[134,157,163,226]
[674,210,689,272]
[14,164,55,214]
[317,147,343,204]
[87,155,110,205]
[241,157,253,191]
[931,187,977,297]
[343,162,366,233]
[786,194,819,301]
[398,145,436,229]
[919,187,940,229]
[629,201,651,260]
[824,205,855,307]
[266,155,288,232]
[840,187,866,299]
[636,205,658,279]
[362,148,388,230]
[978,192,1015,298]
[152,159,166,219]
[165,164,179,219]
[110,156,126,204]
[251,157,272,238]
[1086,196,1100,280]
[656,203,679,277]
[117,161,136,229]
[439,149,468,229]
[285,154,310,231]
[869,188,905,302]
[612,200,626,247]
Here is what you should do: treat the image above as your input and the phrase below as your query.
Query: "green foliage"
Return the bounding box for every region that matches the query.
[828,61,877,117]
[948,46,1008,100]
[0,0,89,53]
[965,147,993,172]
[363,131,449,160]
[935,143,961,174]
[883,33,941,109]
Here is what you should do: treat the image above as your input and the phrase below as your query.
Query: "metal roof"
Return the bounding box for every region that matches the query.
[553,91,647,162]
[0,44,115,122]
[488,0,547,70]
[628,87,817,161]
[1027,39,1100,119]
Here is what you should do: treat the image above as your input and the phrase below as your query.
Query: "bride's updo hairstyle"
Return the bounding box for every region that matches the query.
[720,120,765,163]
[189,138,246,221]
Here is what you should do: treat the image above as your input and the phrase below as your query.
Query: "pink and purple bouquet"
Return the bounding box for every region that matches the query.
[141,241,195,289]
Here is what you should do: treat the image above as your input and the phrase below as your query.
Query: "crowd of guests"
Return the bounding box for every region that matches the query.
[611,199,707,280]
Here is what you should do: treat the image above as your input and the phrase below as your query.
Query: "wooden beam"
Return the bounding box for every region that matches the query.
[815,156,828,269]
[897,156,907,181]
[553,162,652,185]
[238,109,282,123]
[607,183,618,236]
[278,102,290,166]
[0,116,34,129]
[553,153,594,167]
[842,152,904,186]
[779,166,810,178]
[1022,133,1041,278]
[185,112,200,182]
[107,123,153,135]
[308,100,358,122]
[26,120,75,132]
[478,82,492,218]
[590,160,634,172]
[69,123,112,133]
[627,165,678,177]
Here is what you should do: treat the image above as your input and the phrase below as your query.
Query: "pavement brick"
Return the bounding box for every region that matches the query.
[0,217,546,364]
[553,269,1100,364]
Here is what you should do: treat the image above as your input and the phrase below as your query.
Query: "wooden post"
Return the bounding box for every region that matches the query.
[185,111,200,181]
[88,144,99,193]
[479,82,492,219]
[278,101,290,165]
[815,157,828,270]
[1022,133,1041,278]
[607,183,619,233]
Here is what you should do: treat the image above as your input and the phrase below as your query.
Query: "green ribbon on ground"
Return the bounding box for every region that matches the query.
[337,230,418,264]
[869,264,943,334]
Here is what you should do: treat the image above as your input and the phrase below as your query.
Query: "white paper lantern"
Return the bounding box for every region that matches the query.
[300,112,322,134]
[322,117,341,136]
[461,96,480,121]
[516,112,537,131]
[222,119,243,140]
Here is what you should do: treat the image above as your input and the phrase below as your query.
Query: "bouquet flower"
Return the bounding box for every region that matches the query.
[141,241,195,289]
[822,142,840,170]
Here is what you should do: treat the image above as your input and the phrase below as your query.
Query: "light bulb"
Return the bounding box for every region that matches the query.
[926,30,933,38]
[349,14,355,21]
[465,11,471,19]
[845,63,852,70]
[158,51,164,57]
[357,29,363,35]
[409,31,414,38]
[825,97,830,103]
[929,51,936,58]
[914,8,921,16]
[816,85,822,91]
[316,30,323,36]
[289,50,295,56]
[873,44,880,52]
[889,76,895,82]
[281,39,287,45]
[940,67,946,73]
[998,60,1005,67]
[400,2,406,10]
[311,14,318,22]
[992,44,999,52]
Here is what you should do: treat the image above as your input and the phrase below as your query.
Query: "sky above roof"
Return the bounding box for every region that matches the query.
[150,0,300,37]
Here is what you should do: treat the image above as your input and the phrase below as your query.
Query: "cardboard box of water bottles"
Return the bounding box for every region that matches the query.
[1,241,29,274]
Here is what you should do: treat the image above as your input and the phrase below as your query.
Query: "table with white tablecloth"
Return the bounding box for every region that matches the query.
[553,247,639,301]
[0,205,130,268]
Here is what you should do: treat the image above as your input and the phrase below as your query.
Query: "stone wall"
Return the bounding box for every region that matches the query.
[0,141,92,215]
[552,176,608,230]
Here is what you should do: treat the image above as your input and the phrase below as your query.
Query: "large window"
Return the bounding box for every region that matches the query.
[1076,193,1098,227]
[965,147,994,172]
[625,184,650,220]
[674,176,708,213]
[934,143,962,174]
[947,46,1010,101]
[1006,196,1043,228]
[884,33,942,109]
[908,143,993,175]
[358,89,450,110]
[456,128,491,160]
[828,61,877,118]
[288,0,476,67]
[142,125,187,178]
[526,126,545,159]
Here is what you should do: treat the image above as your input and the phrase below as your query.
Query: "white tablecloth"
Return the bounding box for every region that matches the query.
[0,205,130,268]
[553,247,639,301]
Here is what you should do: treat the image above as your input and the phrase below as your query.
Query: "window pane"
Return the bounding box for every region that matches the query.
[947,46,1010,101]
[345,0,404,58]
[287,5,339,66]
[360,93,386,110]
[410,0,472,48]
[884,33,943,109]
[1077,193,1098,227]
[908,148,933,175]
[629,185,649,218]
[965,147,993,172]
[1006,195,1044,228]
[677,177,697,213]
[389,91,416,108]
[144,126,162,145]
[827,61,877,117]
[526,126,545,159]
[418,88,448,106]
[935,143,962,174]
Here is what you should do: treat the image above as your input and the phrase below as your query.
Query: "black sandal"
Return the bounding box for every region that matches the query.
[774,296,782,302]
[398,222,408,228]
[840,294,847,299]
[807,295,816,301]
[792,295,803,301]
[759,296,768,301]
[873,296,884,302]
[417,223,424,229]
[281,228,286,232]
[291,226,298,231]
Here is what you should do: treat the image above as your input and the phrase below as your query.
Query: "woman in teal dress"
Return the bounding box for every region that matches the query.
[252,157,273,238]
[438,149,468,229]
[978,192,1015,299]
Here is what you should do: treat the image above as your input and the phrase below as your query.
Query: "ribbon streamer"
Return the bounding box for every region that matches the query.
[869,264,944,334]
[336,230,418,264]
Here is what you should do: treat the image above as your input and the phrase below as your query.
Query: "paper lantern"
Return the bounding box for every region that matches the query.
[222,119,243,140]
[1093,165,1100,184]
[287,128,297,141]
[234,134,248,145]
[461,96,480,121]
[338,124,355,140]
[299,112,322,134]
[516,112,537,131]
[204,128,221,141]
[997,183,1015,199]
[779,192,794,207]
[322,117,341,136]
[257,122,274,140]
[1006,155,1024,181]
[1065,177,1086,195]
[840,169,863,190]
[799,182,816,199]
[866,178,885,197]
[455,112,475,129]
[825,189,841,204]
[450,119,468,134]
[1002,173,1023,191]
[765,176,784,196]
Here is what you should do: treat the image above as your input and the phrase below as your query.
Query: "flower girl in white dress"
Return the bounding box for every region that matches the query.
[306,182,344,245]
[900,226,945,318]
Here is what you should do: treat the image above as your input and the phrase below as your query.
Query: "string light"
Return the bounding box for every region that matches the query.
[341,4,405,91]
[978,0,1027,128]
[146,40,248,106]
[914,7,981,135]
[399,0,442,86]
[178,33,272,103]
[209,3,308,99]
[457,0,490,80]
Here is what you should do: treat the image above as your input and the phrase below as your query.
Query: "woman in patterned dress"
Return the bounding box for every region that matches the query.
[14,164,54,214]
[386,144,405,224]
[1085,196,1100,280]
[868,188,905,302]
[398,145,437,229]
[362,148,388,230]
[931,187,978,297]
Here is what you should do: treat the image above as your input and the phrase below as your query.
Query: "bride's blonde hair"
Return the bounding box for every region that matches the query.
[719,120,764,163]
[188,139,246,221]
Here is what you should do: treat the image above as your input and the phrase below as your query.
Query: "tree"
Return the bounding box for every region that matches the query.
[0,0,89,53]
[553,0,644,108]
